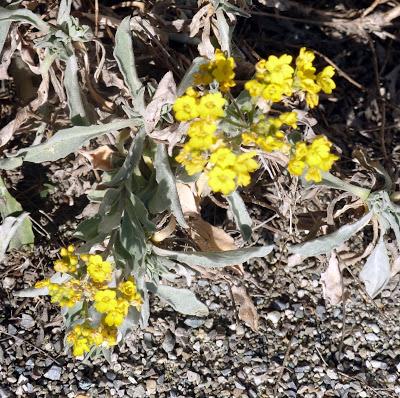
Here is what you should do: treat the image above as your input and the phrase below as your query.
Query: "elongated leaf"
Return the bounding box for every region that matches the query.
[359,238,391,298]
[177,57,208,96]
[18,119,136,163]
[0,156,23,170]
[64,54,89,125]
[152,244,274,267]
[0,7,50,32]
[147,282,209,316]
[226,191,252,241]
[14,286,48,298]
[289,212,373,257]
[0,19,10,56]
[57,0,72,25]
[0,178,34,249]
[120,212,147,265]
[114,16,144,112]
[106,128,146,187]
[149,143,187,228]
[215,9,231,54]
[0,213,30,263]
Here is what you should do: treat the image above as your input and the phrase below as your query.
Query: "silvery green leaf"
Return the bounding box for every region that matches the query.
[0,7,50,32]
[74,215,101,240]
[127,193,156,233]
[215,9,231,55]
[119,306,140,336]
[64,54,89,125]
[0,156,23,170]
[226,191,252,241]
[120,212,147,262]
[359,238,391,298]
[219,1,251,17]
[149,143,187,228]
[289,212,373,258]
[379,211,400,247]
[56,0,72,25]
[106,128,146,187]
[114,16,144,113]
[152,244,274,267]
[19,119,136,163]
[0,178,34,249]
[0,19,10,56]
[147,282,209,316]
[14,286,48,297]
[177,57,208,96]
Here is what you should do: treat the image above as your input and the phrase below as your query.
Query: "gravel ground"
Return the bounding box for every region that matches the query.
[1,238,399,397]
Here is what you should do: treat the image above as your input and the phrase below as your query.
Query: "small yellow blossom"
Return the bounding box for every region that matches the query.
[317,66,336,94]
[54,245,78,273]
[207,166,236,195]
[173,95,199,121]
[86,255,113,284]
[198,92,226,120]
[210,147,236,168]
[94,289,118,313]
[104,298,129,327]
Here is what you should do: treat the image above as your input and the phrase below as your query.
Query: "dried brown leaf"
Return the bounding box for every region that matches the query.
[145,71,176,133]
[152,216,177,243]
[80,146,118,171]
[321,252,343,305]
[231,285,259,331]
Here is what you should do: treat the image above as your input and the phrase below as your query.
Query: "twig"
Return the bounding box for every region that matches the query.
[0,329,61,365]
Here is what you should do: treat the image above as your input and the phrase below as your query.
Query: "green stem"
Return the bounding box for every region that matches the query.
[322,172,371,200]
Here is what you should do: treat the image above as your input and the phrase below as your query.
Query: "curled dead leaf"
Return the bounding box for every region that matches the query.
[152,216,177,243]
[321,252,343,305]
[80,146,119,171]
[231,285,259,331]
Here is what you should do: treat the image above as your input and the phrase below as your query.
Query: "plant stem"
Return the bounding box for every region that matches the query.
[322,172,371,200]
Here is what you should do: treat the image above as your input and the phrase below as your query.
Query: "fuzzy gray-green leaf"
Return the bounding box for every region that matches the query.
[149,143,187,228]
[147,282,209,316]
[226,191,252,241]
[289,212,373,258]
[20,119,136,163]
[152,244,274,267]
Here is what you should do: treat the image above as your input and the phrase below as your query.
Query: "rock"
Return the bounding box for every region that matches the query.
[161,331,175,353]
[266,311,281,325]
[184,318,204,328]
[326,369,338,380]
[44,365,62,381]
[187,370,200,384]
[365,333,379,342]
[146,379,157,395]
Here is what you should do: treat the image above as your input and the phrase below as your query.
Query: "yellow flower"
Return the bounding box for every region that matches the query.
[279,112,298,129]
[54,245,78,273]
[288,159,306,176]
[176,147,208,175]
[212,50,236,92]
[262,83,286,102]
[101,326,118,346]
[194,63,214,86]
[86,254,113,284]
[264,54,294,84]
[305,166,322,182]
[305,92,319,108]
[173,95,199,121]
[207,166,236,195]
[94,289,117,313]
[296,47,316,71]
[49,283,81,308]
[198,92,226,120]
[118,278,137,301]
[186,120,217,151]
[185,86,199,98]
[67,323,106,357]
[317,66,336,94]
[245,80,264,97]
[35,279,50,289]
[104,299,129,327]
[210,147,236,168]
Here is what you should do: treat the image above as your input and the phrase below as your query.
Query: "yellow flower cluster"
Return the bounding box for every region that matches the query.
[172,48,338,195]
[245,48,336,108]
[288,136,339,182]
[66,323,117,357]
[35,246,143,357]
[195,49,236,92]
[242,112,297,153]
